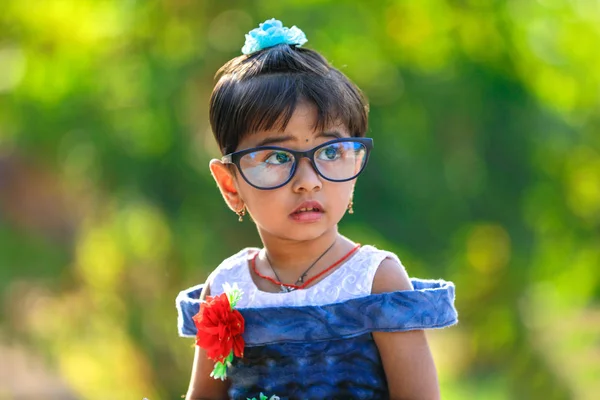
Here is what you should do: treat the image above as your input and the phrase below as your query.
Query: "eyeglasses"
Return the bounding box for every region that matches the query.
[222,137,373,190]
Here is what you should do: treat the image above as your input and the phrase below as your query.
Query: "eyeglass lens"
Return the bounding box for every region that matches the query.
[239,140,367,189]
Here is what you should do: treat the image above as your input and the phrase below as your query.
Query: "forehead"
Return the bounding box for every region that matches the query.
[237,102,350,150]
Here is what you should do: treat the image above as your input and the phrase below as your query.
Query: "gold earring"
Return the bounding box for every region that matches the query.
[348,199,354,214]
[236,206,246,222]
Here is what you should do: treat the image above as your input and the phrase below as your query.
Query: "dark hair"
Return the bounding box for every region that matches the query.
[209,44,369,155]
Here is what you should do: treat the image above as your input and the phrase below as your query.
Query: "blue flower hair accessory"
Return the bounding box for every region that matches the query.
[241,18,308,55]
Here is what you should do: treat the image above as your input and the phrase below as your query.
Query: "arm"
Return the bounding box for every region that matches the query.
[185,281,230,400]
[371,258,441,400]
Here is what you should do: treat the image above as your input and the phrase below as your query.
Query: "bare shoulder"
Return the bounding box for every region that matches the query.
[370,254,441,398]
[371,255,414,294]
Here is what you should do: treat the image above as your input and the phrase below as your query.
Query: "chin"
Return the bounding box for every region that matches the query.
[259,222,333,242]
[288,224,340,242]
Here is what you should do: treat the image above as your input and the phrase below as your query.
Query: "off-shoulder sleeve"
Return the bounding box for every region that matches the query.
[176,278,458,344]
[176,283,204,337]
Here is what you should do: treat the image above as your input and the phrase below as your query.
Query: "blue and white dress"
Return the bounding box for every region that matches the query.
[177,245,458,400]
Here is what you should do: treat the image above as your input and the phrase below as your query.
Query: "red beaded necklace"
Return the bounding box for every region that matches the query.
[251,243,361,291]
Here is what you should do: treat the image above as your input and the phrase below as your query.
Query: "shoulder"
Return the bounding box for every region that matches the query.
[369,248,413,294]
[204,247,257,296]
[216,247,255,271]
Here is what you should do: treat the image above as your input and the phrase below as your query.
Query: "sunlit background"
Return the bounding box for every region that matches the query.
[1,1,599,399]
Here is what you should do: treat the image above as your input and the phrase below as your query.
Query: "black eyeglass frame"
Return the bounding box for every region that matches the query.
[221,137,374,190]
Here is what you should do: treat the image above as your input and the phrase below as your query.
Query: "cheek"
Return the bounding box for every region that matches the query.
[237,184,287,214]
[323,183,354,212]
[328,181,354,198]
[237,178,354,221]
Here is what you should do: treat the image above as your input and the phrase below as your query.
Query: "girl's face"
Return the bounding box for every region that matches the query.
[210,101,356,243]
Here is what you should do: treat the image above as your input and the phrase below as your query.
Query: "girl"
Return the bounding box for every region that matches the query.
[177,18,457,400]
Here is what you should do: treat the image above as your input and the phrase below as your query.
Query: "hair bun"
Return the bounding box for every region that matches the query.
[241,18,308,55]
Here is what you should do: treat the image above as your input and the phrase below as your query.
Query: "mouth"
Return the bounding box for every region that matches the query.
[290,201,325,222]
[293,206,322,213]
[291,201,324,214]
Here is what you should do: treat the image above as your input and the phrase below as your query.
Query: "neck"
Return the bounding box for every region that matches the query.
[258,227,343,271]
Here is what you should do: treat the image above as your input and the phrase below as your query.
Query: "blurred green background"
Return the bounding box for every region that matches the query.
[1,0,599,399]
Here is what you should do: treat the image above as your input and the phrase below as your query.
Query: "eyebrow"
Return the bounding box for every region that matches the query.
[254,135,296,147]
[254,131,344,147]
[319,131,344,140]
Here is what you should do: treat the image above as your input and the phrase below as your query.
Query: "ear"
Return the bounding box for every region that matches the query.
[209,159,244,213]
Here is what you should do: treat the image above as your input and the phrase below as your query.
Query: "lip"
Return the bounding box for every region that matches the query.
[289,200,325,223]
[291,200,325,215]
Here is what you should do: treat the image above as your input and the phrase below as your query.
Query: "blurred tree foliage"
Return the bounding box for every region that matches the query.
[0,1,599,399]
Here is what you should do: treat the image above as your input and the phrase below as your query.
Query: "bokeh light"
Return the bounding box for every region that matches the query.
[1,1,598,399]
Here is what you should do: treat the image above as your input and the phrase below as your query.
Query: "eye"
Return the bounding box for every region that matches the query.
[264,151,292,165]
[317,145,342,161]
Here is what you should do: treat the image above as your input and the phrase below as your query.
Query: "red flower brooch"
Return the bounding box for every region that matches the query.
[192,283,245,380]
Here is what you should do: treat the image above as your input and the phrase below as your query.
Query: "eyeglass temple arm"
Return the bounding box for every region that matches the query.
[221,154,233,164]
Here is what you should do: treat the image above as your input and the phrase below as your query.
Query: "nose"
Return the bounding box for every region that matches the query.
[291,157,322,192]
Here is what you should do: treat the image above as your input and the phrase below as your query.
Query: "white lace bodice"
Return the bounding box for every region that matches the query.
[209,245,406,308]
